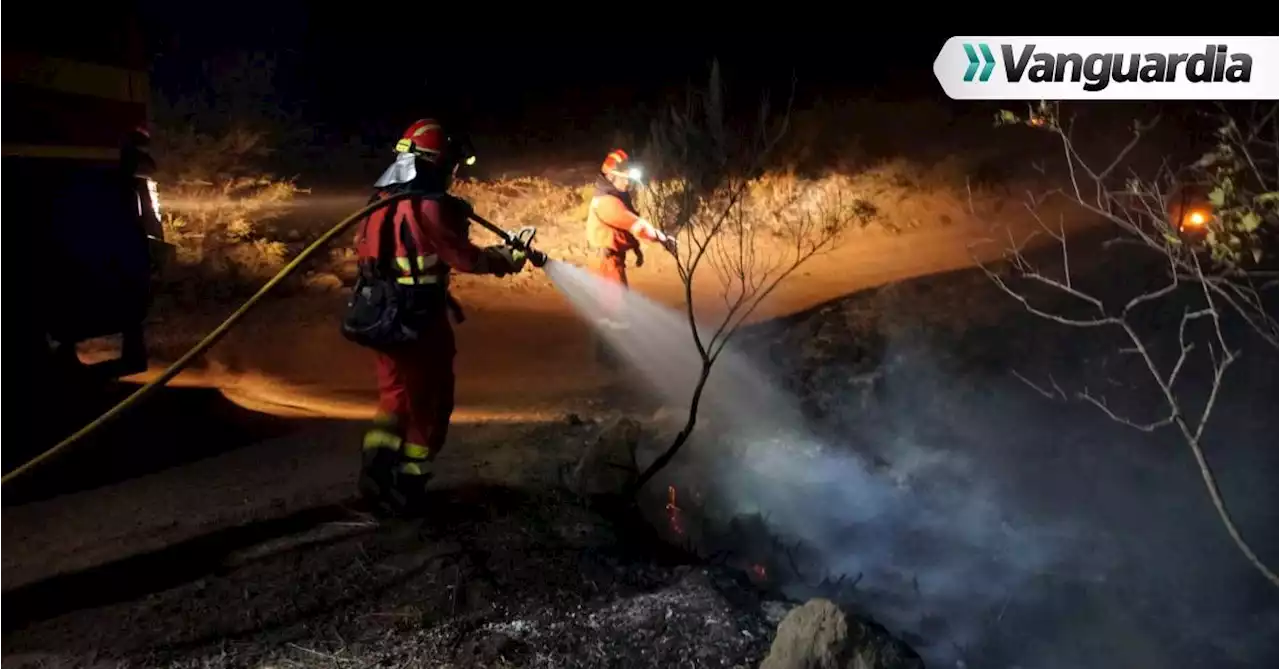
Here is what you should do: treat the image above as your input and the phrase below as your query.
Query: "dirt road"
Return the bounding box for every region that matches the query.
[141,189,1058,418]
[2,188,1071,601]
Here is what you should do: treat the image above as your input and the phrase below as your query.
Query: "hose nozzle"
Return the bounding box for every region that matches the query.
[468,213,551,268]
[509,226,548,267]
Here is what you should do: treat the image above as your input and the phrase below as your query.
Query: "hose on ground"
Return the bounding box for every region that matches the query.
[0,191,420,486]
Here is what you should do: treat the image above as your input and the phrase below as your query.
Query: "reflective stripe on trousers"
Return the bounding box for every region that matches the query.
[363,418,433,478]
[399,442,432,477]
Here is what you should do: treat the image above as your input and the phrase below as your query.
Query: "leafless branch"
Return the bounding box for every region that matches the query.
[979,102,1278,586]
[1011,370,1068,401]
[629,63,859,494]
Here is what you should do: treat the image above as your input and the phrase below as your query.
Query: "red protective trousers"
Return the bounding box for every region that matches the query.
[373,311,456,459]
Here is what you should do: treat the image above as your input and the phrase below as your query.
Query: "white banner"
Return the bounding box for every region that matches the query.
[933,36,1280,100]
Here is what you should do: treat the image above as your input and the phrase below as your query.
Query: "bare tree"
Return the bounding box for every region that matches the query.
[627,62,867,494]
[975,101,1278,585]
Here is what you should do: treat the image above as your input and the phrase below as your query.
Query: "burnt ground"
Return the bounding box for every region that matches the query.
[3,417,783,669]
[4,485,778,668]
[654,229,1280,667]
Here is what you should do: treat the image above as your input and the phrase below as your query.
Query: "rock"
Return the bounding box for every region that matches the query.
[568,417,642,496]
[759,599,922,669]
[760,599,846,669]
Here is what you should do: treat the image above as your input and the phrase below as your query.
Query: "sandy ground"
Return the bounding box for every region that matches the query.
[3,192,1071,581]
[1,191,1077,643]
[129,190,1066,417]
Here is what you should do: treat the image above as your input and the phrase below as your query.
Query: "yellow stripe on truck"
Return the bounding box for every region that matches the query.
[1,144,120,161]
[2,53,149,104]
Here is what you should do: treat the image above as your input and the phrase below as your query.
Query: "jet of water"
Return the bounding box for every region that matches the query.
[542,259,1092,667]
[544,259,803,434]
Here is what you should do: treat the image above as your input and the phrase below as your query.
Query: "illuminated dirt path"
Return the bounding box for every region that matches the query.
[4,191,1088,593]
[122,191,1078,421]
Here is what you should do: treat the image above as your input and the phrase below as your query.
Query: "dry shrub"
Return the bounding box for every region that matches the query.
[442,161,1006,268]
[157,174,301,300]
[452,176,587,230]
[164,178,296,256]
[145,121,304,300]
[145,114,1018,305]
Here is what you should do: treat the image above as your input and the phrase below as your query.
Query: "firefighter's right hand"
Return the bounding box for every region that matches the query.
[634,247,645,268]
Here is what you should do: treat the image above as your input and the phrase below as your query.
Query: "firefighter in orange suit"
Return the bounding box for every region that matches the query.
[354,118,526,515]
[585,149,676,365]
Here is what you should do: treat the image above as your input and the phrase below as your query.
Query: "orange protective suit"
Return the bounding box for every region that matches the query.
[585,175,664,315]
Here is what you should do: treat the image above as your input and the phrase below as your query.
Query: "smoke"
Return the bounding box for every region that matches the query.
[545,260,1278,668]
[544,260,804,431]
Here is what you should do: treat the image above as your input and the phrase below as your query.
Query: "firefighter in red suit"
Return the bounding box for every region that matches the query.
[585,149,676,366]
[354,119,526,515]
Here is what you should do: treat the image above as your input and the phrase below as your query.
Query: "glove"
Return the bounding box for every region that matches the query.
[483,245,527,277]
[659,234,678,255]
[634,247,645,268]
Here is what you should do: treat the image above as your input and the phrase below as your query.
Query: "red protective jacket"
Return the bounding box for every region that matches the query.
[355,191,489,284]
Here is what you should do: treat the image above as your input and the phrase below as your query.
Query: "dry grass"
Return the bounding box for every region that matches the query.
[147,99,1031,307]
[149,126,306,302]
[163,178,299,267]
[446,158,1012,265]
[150,157,1012,310]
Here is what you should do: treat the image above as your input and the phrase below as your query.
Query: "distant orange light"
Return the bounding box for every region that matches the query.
[1182,209,1209,229]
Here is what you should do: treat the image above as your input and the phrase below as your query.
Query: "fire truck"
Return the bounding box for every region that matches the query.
[4,9,169,382]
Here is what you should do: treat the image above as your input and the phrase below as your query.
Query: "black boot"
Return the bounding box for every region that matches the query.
[388,468,432,518]
[359,424,403,516]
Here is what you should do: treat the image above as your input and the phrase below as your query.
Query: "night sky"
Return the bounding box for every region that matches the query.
[139,2,947,142]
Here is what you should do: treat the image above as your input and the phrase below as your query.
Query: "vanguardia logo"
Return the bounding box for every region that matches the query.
[936,37,1278,100]
[963,43,996,82]
[960,42,1254,91]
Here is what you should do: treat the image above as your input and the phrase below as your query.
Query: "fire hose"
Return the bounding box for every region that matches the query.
[0,192,548,485]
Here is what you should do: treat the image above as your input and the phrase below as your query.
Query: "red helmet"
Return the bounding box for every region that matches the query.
[602,148,629,174]
[602,148,643,181]
[395,118,476,168]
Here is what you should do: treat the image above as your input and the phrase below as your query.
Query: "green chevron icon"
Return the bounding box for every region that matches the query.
[963,43,996,82]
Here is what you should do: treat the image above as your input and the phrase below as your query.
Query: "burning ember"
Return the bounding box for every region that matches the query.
[666,485,685,536]
[750,564,768,581]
